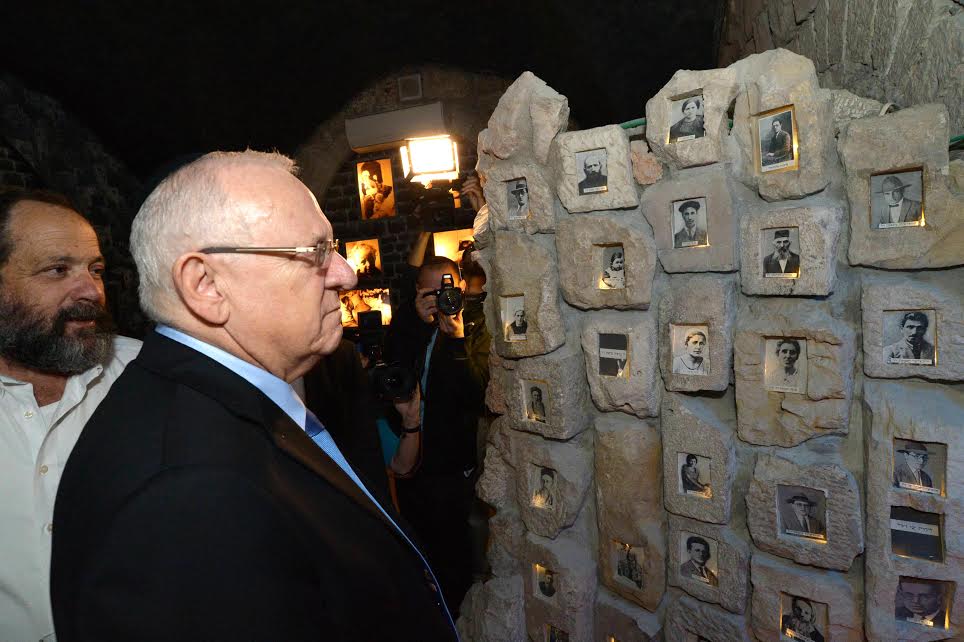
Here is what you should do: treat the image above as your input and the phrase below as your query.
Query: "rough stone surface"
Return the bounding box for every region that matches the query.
[846,0,876,65]
[811,0,829,71]
[524,529,597,642]
[754,10,776,53]
[555,213,656,310]
[739,203,841,296]
[640,165,740,273]
[667,514,751,614]
[487,507,526,579]
[829,88,884,129]
[729,49,834,201]
[826,0,846,66]
[477,71,569,163]
[580,310,661,418]
[863,380,964,641]
[499,338,591,440]
[549,125,639,213]
[750,554,863,641]
[479,160,558,234]
[663,594,753,642]
[594,588,663,642]
[661,391,738,525]
[644,67,740,170]
[659,274,738,392]
[630,139,664,185]
[477,430,515,510]
[861,273,964,381]
[768,0,798,45]
[472,201,494,250]
[595,414,666,611]
[839,104,964,269]
[457,575,526,642]
[484,231,565,359]
[746,453,864,570]
[505,428,594,539]
[734,298,856,446]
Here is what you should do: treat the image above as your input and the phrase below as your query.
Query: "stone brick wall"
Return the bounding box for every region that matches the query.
[717,0,964,134]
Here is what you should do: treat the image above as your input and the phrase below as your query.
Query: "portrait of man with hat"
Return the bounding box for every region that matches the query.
[778,486,826,539]
[506,178,529,220]
[673,197,708,248]
[894,439,938,492]
[762,227,800,276]
[872,170,923,228]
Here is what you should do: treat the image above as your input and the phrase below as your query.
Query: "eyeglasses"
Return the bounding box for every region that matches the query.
[199,239,340,268]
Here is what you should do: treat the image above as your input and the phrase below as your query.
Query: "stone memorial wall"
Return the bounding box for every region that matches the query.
[458,51,963,642]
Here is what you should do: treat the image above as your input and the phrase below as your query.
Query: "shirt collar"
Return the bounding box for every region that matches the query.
[155,325,306,429]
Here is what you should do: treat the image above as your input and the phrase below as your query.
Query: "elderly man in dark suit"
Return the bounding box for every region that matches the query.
[50,151,457,640]
[894,441,935,490]
[763,229,800,275]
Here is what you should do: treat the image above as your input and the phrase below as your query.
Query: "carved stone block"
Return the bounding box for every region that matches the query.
[734,298,856,447]
[477,71,569,163]
[457,575,526,642]
[549,125,639,213]
[479,160,558,234]
[659,273,737,392]
[595,413,665,611]
[746,453,864,571]
[594,587,662,641]
[667,514,750,614]
[663,595,752,642]
[662,391,737,525]
[579,310,660,418]
[640,165,740,273]
[556,213,656,310]
[524,528,597,642]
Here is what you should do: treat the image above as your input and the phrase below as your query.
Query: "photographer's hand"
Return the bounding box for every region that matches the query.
[390,384,422,476]
[460,174,486,213]
[438,309,465,339]
[414,287,438,324]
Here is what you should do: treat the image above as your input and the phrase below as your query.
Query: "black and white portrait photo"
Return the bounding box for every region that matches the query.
[761,228,800,278]
[598,245,625,289]
[524,381,548,424]
[891,506,943,562]
[883,310,936,365]
[777,485,827,541]
[506,178,529,220]
[672,197,709,248]
[534,564,557,602]
[780,594,828,642]
[546,624,570,642]
[575,148,608,195]
[764,337,808,394]
[356,159,396,220]
[871,170,924,229]
[895,577,949,629]
[672,325,709,376]
[757,106,796,173]
[678,532,719,587]
[893,439,944,495]
[669,95,706,143]
[501,295,527,342]
[613,541,644,589]
[345,239,382,277]
[678,453,712,498]
[598,333,629,377]
[532,466,556,509]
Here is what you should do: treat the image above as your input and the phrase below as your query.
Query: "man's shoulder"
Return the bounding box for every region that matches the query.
[111,335,144,365]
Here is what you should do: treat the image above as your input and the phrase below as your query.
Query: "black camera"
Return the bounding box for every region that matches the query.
[357,310,417,402]
[433,273,463,316]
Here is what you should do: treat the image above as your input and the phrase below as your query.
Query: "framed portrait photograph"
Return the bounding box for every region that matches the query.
[761,227,800,278]
[505,178,529,220]
[597,244,625,290]
[339,288,391,327]
[668,94,706,143]
[672,197,709,249]
[895,576,950,629]
[545,624,570,642]
[612,540,644,590]
[575,148,608,195]
[777,485,827,541]
[522,380,549,424]
[344,239,382,278]
[757,105,798,174]
[671,324,709,376]
[501,295,527,342]
[432,228,475,262]
[532,563,558,604]
[882,309,936,365]
[356,158,396,220]
[871,169,924,229]
[678,452,712,498]
[531,465,556,509]
[780,593,829,642]
[764,337,808,394]
[891,506,943,562]
[893,438,945,495]
[678,531,719,587]
[598,333,629,377]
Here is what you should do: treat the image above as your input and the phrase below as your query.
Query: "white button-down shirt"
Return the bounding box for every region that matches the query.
[0,336,141,642]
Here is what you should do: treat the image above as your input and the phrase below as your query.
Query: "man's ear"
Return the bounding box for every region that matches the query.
[171,253,230,325]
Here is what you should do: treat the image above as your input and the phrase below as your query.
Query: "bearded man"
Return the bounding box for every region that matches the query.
[0,188,140,642]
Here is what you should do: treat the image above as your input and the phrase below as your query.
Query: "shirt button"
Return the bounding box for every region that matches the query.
[39,465,49,474]
[46,523,53,533]
[24,410,34,418]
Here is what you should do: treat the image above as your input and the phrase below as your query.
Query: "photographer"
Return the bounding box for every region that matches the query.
[383,254,490,616]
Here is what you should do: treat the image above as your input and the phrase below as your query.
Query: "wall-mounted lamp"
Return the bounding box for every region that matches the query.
[400,135,459,186]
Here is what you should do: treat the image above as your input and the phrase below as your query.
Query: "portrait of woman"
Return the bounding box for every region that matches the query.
[669,96,705,143]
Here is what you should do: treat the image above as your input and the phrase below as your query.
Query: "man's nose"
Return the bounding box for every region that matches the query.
[326,252,358,290]
[70,270,106,303]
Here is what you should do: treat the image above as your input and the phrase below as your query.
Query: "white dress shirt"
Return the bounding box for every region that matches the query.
[0,336,141,642]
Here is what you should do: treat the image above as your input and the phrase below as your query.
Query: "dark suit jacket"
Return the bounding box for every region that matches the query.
[876,197,922,226]
[763,251,800,274]
[51,332,455,641]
